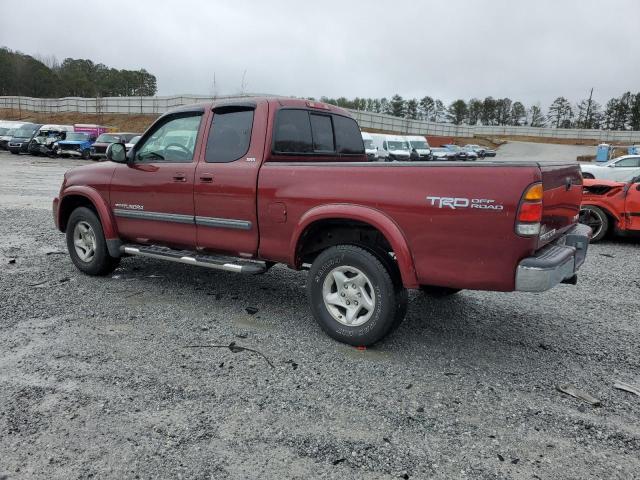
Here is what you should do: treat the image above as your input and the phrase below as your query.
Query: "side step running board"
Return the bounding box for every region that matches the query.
[121,244,267,275]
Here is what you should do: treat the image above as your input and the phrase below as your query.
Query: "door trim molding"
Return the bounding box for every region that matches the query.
[113,208,252,230]
[113,209,194,224]
[195,216,252,230]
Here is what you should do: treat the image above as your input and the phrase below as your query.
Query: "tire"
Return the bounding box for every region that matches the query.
[581,172,595,179]
[10,150,19,155]
[420,285,461,297]
[307,245,407,346]
[81,149,90,160]
[579,205,609,242]
[66,206,120,276]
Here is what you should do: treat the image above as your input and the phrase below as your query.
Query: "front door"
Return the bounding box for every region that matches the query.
[110,111,206,248]
[193,102,267,257]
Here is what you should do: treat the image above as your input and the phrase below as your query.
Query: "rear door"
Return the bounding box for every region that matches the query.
[110,111,205,248]
[193,102,268,256]
[538,164,583,246]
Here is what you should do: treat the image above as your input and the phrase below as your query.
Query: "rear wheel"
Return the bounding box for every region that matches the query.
[579,205,609,242]
[66,207,120,275]
[307,245,407,346]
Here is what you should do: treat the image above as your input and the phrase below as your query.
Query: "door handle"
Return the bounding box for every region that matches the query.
[199,174,214,183]
[173,173,186,182]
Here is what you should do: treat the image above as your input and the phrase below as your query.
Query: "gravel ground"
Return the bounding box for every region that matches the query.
[1,149,639,480]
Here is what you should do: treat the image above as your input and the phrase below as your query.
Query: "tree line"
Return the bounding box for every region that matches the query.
[318,92,640,131]
[0,47,157,98]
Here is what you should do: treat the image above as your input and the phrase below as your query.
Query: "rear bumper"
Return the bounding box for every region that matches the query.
[515,223,591,292]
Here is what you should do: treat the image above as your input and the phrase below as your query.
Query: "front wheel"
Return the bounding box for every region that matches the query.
[81,149,90,160]
[581,172,595,179]
[579,205,609,242]
[307,245,407,346]
[66,207,120,275]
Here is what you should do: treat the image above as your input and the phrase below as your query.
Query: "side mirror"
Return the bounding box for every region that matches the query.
[106,142,127,163]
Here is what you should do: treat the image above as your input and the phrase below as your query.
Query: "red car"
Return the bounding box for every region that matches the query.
[52,97,590,346]
[580,177,640,242]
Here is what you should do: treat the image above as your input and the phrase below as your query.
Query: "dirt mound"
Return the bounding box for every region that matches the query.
[0,109,158,133]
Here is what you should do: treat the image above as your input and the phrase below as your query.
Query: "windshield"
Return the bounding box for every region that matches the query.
[387,141,409,150]
[65,133,89,141]
[410,140,429,149]
[96,134,120,143]
[363,139,374,149]
[13,127,37,137]
[0,127,8,135]
[446,145,461,151]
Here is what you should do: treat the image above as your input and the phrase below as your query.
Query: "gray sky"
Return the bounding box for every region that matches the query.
[1,0,638,107]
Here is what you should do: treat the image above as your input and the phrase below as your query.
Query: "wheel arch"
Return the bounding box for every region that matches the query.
[58,186,118,240]
[291,204,418,288]
[581,201,620,226]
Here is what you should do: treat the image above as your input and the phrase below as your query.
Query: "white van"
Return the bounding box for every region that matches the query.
[361,132,377,161]
[405,135,432,160]
[370,134,410,161]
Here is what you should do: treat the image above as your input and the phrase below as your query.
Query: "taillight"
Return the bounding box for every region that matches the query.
[516,182,543,236]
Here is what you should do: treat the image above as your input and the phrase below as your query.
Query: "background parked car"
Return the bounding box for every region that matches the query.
[404,135,432,160]
[370,133,410,161]
[0,127,15,150]
[431,147,457,160]
[28,125,73,156]
[56,132,96,159]
[580,155,640,181]
[361,132,377,161]
[580,176,640,242]
[8,124,41,155]
[90,133,138,160]
[125,135,142,153]
[443,144,476,161]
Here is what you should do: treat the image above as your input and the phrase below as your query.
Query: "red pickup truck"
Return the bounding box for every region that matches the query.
[53,98,591,345]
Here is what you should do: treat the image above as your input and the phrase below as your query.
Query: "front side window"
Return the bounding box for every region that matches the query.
[273,110,313,153]
[205,108,254,163]
[614,157,640,168]
[136,114,202,163]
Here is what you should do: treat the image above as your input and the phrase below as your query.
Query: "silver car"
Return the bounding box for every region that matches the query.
[580,155,640,182]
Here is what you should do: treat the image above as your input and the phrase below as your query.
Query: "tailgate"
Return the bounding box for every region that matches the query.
[538,164,583,247]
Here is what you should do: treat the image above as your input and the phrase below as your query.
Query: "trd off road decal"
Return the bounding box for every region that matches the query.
[426,196,504,211]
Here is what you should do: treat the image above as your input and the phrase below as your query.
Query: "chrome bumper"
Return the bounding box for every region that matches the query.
[516,223,591,292]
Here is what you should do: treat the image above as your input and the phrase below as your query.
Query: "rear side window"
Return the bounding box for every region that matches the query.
[334,115,364,154]
[205,108,254,163]
[273,109,364,156]
[273,110,313,153]
[614,157,640,168]
[310,114,334,152]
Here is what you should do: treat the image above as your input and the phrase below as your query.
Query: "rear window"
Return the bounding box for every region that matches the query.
[310,114,334,152]
[334,115,364,154]
[273,110,313,153]
[205,108,254,163]
[273,109,363,156]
